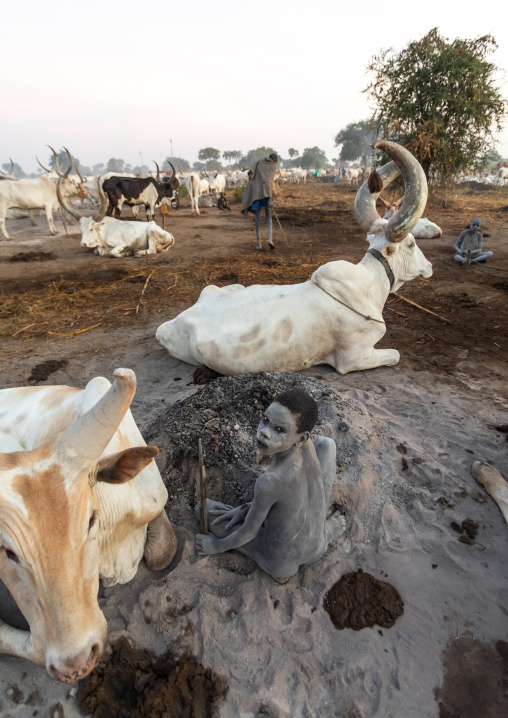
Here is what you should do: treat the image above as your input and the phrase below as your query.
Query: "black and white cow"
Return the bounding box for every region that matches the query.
[102,162,179,221]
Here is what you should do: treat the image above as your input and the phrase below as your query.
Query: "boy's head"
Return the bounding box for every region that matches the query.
[273,389,318,432]
[256,389,318,458]
[268,153,278,164]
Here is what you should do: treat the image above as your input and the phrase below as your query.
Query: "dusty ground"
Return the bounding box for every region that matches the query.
[0,181,507,717]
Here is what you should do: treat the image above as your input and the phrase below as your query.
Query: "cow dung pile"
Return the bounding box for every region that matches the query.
[145,371,348,508]
[77,637,228,718]
[323,569,404,631]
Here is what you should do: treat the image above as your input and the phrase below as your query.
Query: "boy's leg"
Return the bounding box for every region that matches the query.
[265,207,274,249]
[255,209,262,249]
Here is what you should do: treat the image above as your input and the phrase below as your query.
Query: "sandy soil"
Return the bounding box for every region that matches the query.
[0,182,507,717]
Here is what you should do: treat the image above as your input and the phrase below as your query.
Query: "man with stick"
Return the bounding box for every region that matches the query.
[454,217,492,265]
[195,389,345,582]
[241,153,278,251]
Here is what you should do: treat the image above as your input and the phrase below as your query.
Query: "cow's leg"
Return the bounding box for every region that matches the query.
[333,347,400,374]
[29,210,37,226]
[0,620,43,665]
[45,204,57,235]
[472,462,508,523]
[0,204,10,239]
[144,510,177,571]
[109,244,132,257]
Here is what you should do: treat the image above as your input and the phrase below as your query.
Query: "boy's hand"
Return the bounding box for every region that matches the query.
[211,504,250,531]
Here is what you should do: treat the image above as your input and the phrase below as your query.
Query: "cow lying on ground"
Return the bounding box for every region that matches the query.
[0,369,177,683]
[157,141,432,375]
[378,195,442,238]
[57,177,175,257]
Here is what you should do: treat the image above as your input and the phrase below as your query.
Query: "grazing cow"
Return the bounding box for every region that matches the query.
[379,196,442,238]
[209,171,226,196]
[0,147,89,240]
[102,162,178,220]
[179,172,203,216]
[157,141,432,375]
[497,167,508,185]
[57,177,175,257]
[0,369,177,682]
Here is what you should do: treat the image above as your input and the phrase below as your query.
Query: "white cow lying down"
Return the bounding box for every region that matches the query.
[379,196,442,238]
[0,369,177,683]
[57,177,175,257]
[157,141,433,376]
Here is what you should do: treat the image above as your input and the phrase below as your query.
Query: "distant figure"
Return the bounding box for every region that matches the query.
[454,217,492,264]
[195,389,345,582]
[241,153,278,251]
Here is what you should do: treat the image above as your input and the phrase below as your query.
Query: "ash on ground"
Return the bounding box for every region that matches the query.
[145,372,352,509]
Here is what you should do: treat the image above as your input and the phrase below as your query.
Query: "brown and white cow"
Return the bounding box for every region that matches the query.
[0,369,176,683]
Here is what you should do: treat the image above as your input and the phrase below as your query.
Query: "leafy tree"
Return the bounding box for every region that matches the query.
[198,147,221,169]
[300,146,328,170]
[164,156,190,172]
[335,120,375,166]
[1,161,25,178]
[288,148,298,159]
[192,161,207,171]
[223,150,242,166]
[132,164,151,175]
[49,149,73,174]
[92,163,105,175]
[241,147,278,167]
[106,158,125,172]
[364,28,507,181]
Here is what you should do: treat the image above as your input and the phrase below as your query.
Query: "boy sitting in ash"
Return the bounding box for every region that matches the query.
[195,389,345,582]
[454,217,493,264]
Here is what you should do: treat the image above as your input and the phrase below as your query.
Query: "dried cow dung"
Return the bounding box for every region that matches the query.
[323,569,404,630]
[28,359,68,384]
[77,637,228,718]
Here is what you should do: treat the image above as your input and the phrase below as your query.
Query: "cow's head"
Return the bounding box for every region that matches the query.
[0,370,157,683]
[42,146,90,201]
[354,140,433,290]
[58,174,108,245]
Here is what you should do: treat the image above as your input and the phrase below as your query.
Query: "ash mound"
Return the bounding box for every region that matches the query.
[145,372,353,508]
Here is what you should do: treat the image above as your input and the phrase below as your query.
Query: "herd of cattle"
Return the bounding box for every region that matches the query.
[1,146,505,255]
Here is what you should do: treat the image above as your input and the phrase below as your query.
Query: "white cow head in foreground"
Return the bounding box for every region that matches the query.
[157,140,433,376]
[0,369,176,682]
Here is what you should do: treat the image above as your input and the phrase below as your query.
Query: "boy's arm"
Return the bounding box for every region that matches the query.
[196,475,276,555]
[477,232,483,251]
[454,231,466,254]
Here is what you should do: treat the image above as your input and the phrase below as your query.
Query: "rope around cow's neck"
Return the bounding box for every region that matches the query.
[316,283,386,324]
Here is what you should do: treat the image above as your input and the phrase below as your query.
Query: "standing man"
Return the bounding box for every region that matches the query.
[241,153,278,251]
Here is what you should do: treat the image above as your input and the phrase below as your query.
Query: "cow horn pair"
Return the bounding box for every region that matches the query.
[354,140,427,242]
[63,368,137,463]
[153,161,161,183]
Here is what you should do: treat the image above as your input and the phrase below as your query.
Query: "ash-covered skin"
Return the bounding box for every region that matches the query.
[454,217,493,264]
[195,390,345,581]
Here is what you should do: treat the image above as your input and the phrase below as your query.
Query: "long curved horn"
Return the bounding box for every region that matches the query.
[63,369,137,463]
[354,158,399,231]
[168,161,176,178]
[154,161,161,183]
[375,140,427,242]
[36,156,52,173]
[8,159,14,175]
[62,147,73,178]
[48,145,63,177]
[56,177,81,221]
[93,175,109,221]
[75,160,85,184]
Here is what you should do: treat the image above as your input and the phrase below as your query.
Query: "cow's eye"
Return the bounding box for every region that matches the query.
[88,511,98,531]
[5,549,19,563]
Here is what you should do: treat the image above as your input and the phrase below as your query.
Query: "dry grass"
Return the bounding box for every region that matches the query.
[0,249,329,346]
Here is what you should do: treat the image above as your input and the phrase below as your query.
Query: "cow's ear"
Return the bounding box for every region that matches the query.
[96,446,159,484]
[381,243,397,256]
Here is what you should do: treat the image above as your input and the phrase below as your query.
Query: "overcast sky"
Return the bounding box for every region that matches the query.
[1,0,507,172]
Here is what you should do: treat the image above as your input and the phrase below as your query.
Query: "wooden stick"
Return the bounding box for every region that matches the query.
[393,294,453,325]
[136,270,155,314]
[48,322,102,338]
[198,439,208,534]
[466,249,472,268]
[271,207,290,246]
[12,323,36,336]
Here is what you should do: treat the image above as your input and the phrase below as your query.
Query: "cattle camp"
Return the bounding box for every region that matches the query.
[1,6,508,718]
